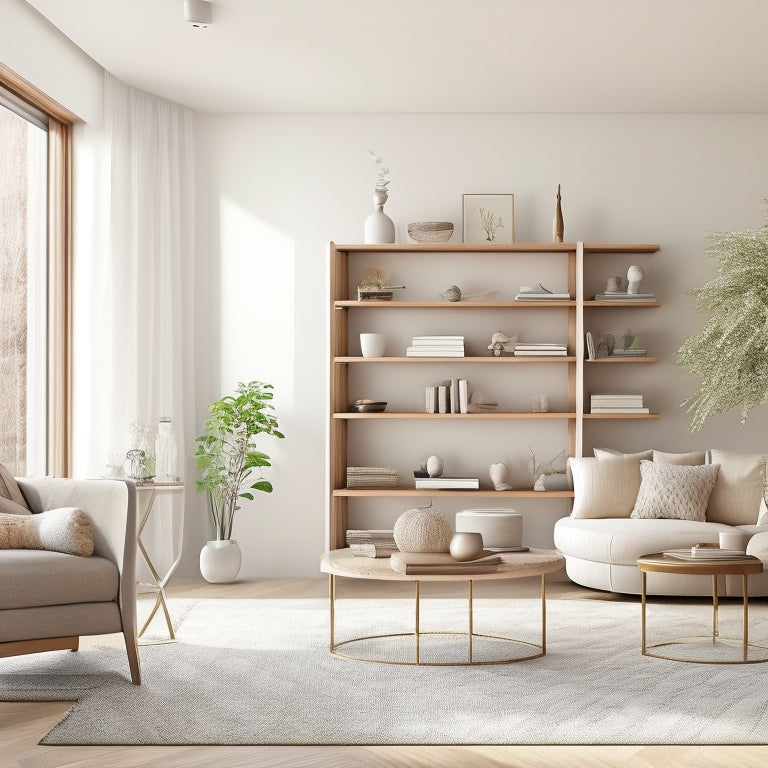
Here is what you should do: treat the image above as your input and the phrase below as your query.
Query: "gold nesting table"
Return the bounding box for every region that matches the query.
[638,552,768,664]
[319,548,565,665]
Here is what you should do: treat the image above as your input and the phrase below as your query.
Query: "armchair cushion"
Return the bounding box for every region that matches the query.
[0,507,94,556]
[0,549,118,611]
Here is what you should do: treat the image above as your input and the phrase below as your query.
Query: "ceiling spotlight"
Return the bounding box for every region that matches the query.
[184,0,212,28]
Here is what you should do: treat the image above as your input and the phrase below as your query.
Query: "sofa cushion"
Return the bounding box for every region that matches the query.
[554,516,735,567]
[0,549,119,610]
[706,449,767,526]
[0,462,31,515]
[631,461,719,521]
[652,449,706,466]
[570,452,649,519]
[0,507,94,557]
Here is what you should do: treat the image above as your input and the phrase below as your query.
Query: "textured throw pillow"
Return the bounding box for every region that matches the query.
[593,448,653,462]
[706,449,767,526]
[631,461,720,521]
[652,450,706,466]
[0,462,31,515]
[569,454,646,519]
[0,507,94,557]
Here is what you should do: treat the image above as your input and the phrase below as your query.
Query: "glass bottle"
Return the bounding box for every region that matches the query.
[154,416,178,482]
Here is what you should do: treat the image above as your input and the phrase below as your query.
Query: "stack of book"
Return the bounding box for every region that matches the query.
[590,393,649,414]
[406,335,465,357]
[593,291,656,301]
[414,471,479,489]
[346,466,398,489]
[514,342,568,357]
[611,346,648,357]
[346,529,398,558]
[357,286,393,301]
[515,284,570,301]
[425,378,468,413]
[390,551,501,575]
[663,546,751,561]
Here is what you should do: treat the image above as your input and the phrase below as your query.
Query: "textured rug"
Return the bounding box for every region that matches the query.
[2,595,768,745]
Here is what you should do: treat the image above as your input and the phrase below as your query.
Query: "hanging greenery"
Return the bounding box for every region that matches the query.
[677,205,768,431]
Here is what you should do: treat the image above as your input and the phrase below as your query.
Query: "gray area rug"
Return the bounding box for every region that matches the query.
[1,596,768,745]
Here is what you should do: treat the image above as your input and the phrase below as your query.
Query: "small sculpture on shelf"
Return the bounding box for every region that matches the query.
[489,461,513,491]
[552,184,564,243]
[605,276,622,293]
[424,455,444,477]
[486,331,518,356]
[440,285,462,302]
[627,265,644,295]
[596,332,615,358]
[438,286,498,302]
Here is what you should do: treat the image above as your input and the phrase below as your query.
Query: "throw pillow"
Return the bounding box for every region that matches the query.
[652,450,706,466]
[631,461,720,521]
[0,462,31,514]
[569,455,645,519]
[0,507,94,557]
[706,449,767,526]
[593,448,653,462]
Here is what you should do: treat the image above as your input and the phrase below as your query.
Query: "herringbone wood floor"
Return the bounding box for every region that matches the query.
[2,577,766,768]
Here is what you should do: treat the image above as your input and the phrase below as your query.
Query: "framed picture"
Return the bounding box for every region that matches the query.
[462,194,514,244]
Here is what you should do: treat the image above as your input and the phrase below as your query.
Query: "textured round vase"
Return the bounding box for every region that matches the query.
[200,539,242,583]
[364,203,395,244]
[393,507,453,553]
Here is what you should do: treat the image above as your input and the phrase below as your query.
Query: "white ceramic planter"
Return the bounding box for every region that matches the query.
[200,539,242,583]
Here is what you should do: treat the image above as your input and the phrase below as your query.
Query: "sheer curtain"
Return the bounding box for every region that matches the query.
[73,72,196,576]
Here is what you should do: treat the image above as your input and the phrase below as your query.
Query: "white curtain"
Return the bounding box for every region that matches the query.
[73,72,196,578]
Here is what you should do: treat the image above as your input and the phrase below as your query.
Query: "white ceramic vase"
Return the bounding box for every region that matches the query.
[364,202,395,244]
[200,539,242,583]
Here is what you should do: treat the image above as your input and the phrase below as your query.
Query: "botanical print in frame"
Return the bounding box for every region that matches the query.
[462,194,515,244]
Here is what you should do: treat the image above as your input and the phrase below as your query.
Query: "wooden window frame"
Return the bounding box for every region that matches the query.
[0,62,76,477]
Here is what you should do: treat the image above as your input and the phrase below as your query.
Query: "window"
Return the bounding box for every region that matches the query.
[0,63,74,477]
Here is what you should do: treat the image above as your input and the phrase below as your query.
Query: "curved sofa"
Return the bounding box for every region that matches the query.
[553,449,768,596]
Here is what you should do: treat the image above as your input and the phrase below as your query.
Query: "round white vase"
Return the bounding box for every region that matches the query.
[200,539,242,583]
[364,203,395,244]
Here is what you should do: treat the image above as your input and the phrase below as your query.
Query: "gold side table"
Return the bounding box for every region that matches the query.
[136,482,185,640]
[637,552,768,664]
[319,548,565,665]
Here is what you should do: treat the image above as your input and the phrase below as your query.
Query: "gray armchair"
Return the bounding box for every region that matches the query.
[0,478,141,684]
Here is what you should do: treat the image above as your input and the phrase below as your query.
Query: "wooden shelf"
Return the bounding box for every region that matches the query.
[335,300,575,309]
[334,356,576,363]
[334,488,575,498]
[333,242,659,254]
[583,300,660,308]
[334,411,578,420]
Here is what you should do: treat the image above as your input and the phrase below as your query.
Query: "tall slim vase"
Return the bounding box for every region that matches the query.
[364,203,395,244]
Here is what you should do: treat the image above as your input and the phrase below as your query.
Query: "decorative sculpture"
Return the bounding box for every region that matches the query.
[627,265,644,295]
[489,461,513,491]
[553,184,564,243]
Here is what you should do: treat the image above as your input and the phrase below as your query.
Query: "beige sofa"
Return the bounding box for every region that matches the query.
[553,449,768,596]
[0,477,140,684]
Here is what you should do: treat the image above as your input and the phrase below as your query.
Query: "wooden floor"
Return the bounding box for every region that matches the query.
[2,576,767,768]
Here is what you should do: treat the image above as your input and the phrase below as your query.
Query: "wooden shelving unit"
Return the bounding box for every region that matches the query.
[328,241,660,550]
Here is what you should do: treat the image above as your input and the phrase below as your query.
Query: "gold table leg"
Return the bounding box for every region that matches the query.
[743,573,749,662]
[468,580,474,663]
[641,571,647,655]
[712,574,719,643]
[414,580,420,664]
[329,574,336,652]
[541,573,547,655]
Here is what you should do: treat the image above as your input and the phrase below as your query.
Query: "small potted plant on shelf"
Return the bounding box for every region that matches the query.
[677,206,768,431]
[194,380,285,583]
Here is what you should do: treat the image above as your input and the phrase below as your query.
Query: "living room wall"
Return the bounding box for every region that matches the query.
[5,2,768,578]
[194,112,768,577]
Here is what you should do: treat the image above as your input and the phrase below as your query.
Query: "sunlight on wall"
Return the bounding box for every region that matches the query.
[218,198,295,407]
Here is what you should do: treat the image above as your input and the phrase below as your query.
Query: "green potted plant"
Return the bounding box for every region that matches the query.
[195,380,285,582]
[677,208,768,431]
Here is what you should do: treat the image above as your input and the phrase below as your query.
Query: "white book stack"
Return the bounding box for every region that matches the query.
[407,335,465,357]
[514,342,568,357]
[593,291,656,301]
[413,472,480,490]
[426,378,468,413]
[590,394,649,414]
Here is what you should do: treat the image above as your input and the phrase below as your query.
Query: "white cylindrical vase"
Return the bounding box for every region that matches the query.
[364,202,395,244]
[200,539,242,583]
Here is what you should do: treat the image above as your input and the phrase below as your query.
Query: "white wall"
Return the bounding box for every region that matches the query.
[194,113,768,577]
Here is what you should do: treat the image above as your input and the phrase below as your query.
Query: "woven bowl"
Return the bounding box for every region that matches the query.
[407,221,454,243]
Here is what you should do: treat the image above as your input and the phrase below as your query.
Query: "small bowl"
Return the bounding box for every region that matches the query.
[407,222,454,243]
[353,401,387,413]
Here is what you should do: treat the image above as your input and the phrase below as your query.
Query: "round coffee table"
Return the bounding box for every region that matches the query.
[319,548,565,665]
[637,552,768,664]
